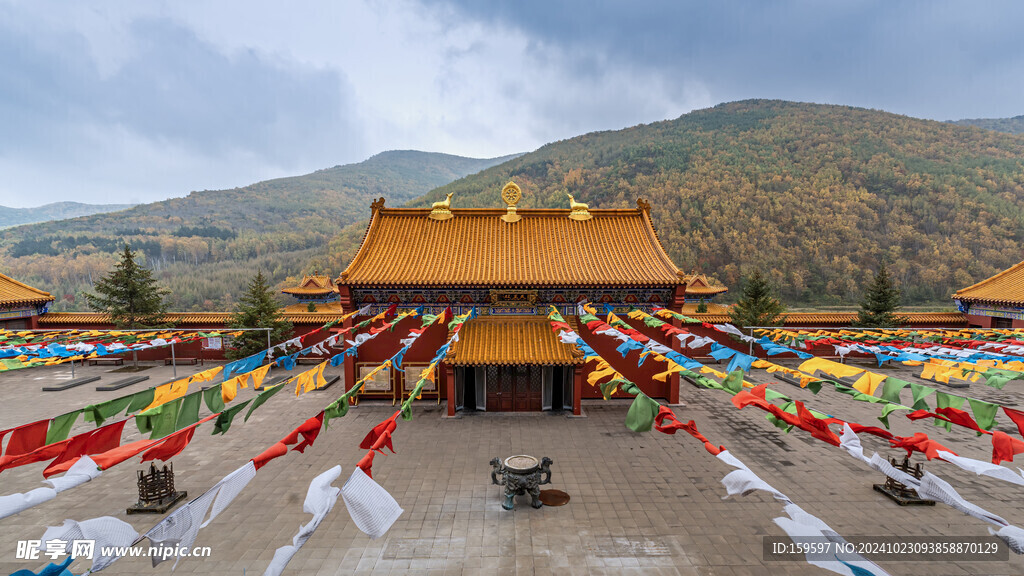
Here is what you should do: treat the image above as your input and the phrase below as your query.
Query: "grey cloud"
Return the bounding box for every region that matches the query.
[0,12,362,175]
[421,0,1024,120]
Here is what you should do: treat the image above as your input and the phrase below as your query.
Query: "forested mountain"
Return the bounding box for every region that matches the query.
[951,115,1024,135]
[0,151,516,311]
[405,100,1024,305]
[0,202,135,229]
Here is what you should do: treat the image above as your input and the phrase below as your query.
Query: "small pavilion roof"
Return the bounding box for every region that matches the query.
[281,274,336,296]
[446,316,583,366]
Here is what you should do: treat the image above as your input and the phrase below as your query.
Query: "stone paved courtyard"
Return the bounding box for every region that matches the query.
[2,359,1024,575]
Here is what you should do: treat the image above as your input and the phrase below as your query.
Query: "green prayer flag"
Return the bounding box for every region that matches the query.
[967,398,999,431]
[878,404,910,429]
[722,370,744,395]
[83,395,135,426]
[764,388,790,402]
[624,392,660,433]
[642,316,665,328]
[600,378,628,400]
[879,378,911,404]
[244,384,285,422]
[324,396,350,428]
[398,380,427,421]
[983,369,1022,390]
[212,399,252,435]
[934,392,965,432]
[203,386,225,414]
[136,398,182,439]
[126,388,156,413]
[836,385,886,404]
[46,410,82,444]
[175,391,202,431]
[909,383,936,411]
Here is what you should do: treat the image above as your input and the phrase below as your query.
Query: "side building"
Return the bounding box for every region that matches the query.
[953,259,1024,328]
[0,272,54,330]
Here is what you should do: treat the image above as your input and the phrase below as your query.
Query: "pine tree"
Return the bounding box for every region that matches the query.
[695,299,708,313]
[854,264,907,328]
[728,269,786,329]
[84,244,169,328]
[227,270,293,360]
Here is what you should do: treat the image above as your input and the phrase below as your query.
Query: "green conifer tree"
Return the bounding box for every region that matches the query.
[728,269,786,329]
[227,270,293,360]
[696,299,708,313]
[854,264,907,328]
[84,244,169,328]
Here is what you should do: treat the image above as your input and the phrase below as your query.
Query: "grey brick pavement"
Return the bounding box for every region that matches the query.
[1,360,1023,575]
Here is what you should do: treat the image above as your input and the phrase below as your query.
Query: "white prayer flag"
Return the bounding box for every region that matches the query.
[342,467,404,540]
[264,465,342,576]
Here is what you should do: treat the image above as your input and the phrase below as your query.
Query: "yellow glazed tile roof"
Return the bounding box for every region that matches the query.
[0,273,54,308]
[953,259,1024,306]
[38,310,348,326]
[684,311,965,326]
[447,316,583,366]
[281,275,336,296]
[339,204,683,287]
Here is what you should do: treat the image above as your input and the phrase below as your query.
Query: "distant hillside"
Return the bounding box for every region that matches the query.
[0,202,135,229]
[404,100,1024,305]
[0,151,517,311]
[950,115,1024,135]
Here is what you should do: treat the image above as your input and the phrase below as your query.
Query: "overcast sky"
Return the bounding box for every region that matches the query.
[2,1,1022,207]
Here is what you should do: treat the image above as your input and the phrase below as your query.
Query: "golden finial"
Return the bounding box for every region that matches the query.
[429,192,454,221]
[501,181,522,223]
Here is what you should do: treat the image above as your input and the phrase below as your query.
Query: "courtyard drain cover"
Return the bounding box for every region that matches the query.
[539,489,570,506]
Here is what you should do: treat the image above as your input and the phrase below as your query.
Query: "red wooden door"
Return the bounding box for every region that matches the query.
[486,366,515,411]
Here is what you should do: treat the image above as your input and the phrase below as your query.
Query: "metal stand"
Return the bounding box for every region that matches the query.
[127,463,187,514]
[873,457,935,506]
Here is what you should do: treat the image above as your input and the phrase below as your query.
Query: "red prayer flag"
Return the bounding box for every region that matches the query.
[141,426,198,463]
[795,402,840,446]
[652,406,724,455]
[889,432,957,460]
[252,442,289,471]
[87,439,158,471]
[251,412,326,470]
[1003,407,1024,438]
[356,450,375,478]
[43,420,128,477]
[992,431,1024,465]
[3,420,49,457]
[360,412,399,450]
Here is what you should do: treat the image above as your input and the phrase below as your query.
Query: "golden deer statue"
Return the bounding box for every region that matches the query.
[566,193,592,220]
[432,192,453,210]
[429,192,454,221]
[567,194,589,211]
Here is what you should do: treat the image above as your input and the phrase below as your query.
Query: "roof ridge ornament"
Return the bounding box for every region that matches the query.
[370,197,386,214]
[429,192,454,221]
[501,181,522,223]
[567,193,592,221]
[637,197,651,213]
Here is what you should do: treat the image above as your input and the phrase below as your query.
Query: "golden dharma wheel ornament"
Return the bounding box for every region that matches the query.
[501,181,522,223]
